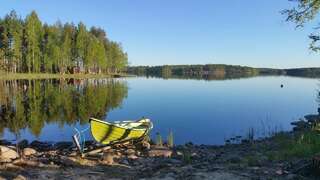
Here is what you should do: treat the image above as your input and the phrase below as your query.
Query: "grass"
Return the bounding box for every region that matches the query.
[0,72,132,80]
[267,130,320,160]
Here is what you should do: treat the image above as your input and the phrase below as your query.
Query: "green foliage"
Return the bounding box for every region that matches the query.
[283,0,320,51]
[127,64,281,80]
[285,68,320,78]
[268,131,320,160]
[167,130,174,148]
[156,132,163,146]
[0,10,128,74]
[161,65,172,78]
[128,64,320,79]
[24,11,42,73]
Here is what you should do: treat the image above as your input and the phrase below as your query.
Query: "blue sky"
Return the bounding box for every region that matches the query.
[0,0,319,68]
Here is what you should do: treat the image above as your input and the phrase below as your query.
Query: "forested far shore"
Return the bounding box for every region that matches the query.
[127,65,320,79]
[0,10,128,74]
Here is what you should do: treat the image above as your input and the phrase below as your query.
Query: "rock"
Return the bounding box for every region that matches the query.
[250,166,260,170]
[30,141,52,151]
[13,175,26,180]
[120,159,129,165]
[23,148,37,156]
[304,114,320,123]
[125,149,136,155]
[101,152,114,165]
[142,141,151,150]
[191,152,198,157]
[136,151,141,156]
[61,156,97,166]
[176,151,183,156]
[166,158,182,165]
[84,140,95,146]
[0,146,19,161]
[192,171,250,180]
[54,141,73,150]
[17,139,28,149]
[276,169,283,175]
[148,149,172,158]
[227,155,241,163]
[0,157,12,163]
[0,139,11,146]
[128,154,138,160]
[285,174,299,179]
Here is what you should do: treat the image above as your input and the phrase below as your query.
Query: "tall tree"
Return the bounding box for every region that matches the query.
[42,24,61,73]
[0,22,9,72]
[24,11,42,73]
[61,23,74,74]
[108,42,128,73]
[3,10,23,73]
[75,22,88,71]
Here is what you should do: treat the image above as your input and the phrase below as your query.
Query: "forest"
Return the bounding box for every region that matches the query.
[127,64,280,80]
[128,65,320,80]
[0,10,128,74]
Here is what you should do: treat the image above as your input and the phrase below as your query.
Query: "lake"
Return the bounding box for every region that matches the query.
[0,76,318,145]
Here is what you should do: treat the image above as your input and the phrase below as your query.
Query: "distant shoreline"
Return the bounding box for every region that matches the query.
[127,64,320,79]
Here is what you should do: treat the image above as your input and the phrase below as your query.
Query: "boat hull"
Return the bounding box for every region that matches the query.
[89,118,152,145]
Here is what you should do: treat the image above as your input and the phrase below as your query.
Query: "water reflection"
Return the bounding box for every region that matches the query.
[0,79,128,138]
[0,76,318,144]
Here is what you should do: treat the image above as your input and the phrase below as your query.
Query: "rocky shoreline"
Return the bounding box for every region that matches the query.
[0,115,320,179]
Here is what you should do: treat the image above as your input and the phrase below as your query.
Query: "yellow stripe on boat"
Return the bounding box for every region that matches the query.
[89,118,152,145]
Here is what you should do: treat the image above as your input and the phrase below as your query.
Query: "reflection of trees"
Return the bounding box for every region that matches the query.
[128,65,262,80]
[0,79,128,137]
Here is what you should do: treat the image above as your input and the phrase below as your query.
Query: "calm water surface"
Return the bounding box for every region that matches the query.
[1,76,319,145]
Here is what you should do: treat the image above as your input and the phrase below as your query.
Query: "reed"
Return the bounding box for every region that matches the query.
[156,132,163,147]
[167,130,174,148]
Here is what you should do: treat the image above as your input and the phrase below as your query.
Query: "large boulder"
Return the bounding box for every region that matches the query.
[13,175,26,180]
[0,146,19,162]
[23,148,37,156]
